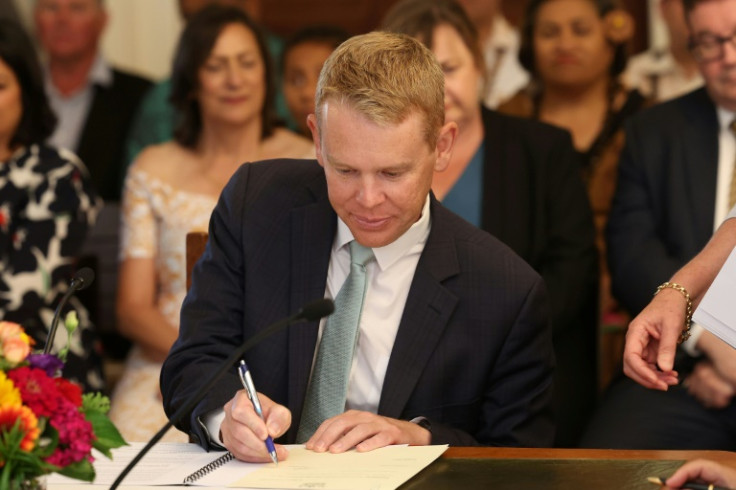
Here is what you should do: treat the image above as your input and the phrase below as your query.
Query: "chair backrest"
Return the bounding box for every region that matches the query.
[186,231,209,291]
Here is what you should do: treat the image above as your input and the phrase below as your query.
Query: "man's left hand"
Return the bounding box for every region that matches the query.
[683,361,735,409]
[305,410,431,453]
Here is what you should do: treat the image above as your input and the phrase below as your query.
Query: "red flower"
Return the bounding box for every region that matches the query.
[54,378,82,406]
[8,367,60,417]
[47,399,94,466]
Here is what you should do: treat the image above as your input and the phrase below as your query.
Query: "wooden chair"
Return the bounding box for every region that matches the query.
[186,231,209,291]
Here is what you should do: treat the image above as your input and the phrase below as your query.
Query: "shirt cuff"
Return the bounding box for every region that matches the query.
[199,408,227,449]
[681,323,704,357]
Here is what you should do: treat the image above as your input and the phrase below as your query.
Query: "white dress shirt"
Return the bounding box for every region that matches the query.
[324,195,431,413]
[45,54,113,153]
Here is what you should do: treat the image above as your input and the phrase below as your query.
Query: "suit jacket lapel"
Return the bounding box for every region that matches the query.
[378,200,460,418]
[286,178,335,441]
[681,88,719,242]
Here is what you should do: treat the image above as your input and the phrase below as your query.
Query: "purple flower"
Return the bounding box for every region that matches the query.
[27,353,64,377]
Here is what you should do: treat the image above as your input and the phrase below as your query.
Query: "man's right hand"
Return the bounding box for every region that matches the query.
[623,288,683,390]
[665,459,736,489]
[221,391,291,462]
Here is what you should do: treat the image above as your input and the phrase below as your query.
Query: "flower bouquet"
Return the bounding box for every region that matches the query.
[0,316,126,489]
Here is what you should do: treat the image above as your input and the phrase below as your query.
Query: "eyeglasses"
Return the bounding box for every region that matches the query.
[689,31,736,62]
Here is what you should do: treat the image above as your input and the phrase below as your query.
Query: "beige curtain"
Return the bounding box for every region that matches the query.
[102,0,183,80]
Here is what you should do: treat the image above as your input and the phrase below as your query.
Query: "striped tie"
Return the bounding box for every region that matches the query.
[296,240,374,442]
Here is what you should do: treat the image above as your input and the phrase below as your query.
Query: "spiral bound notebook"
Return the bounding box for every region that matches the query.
[183,451,235,484]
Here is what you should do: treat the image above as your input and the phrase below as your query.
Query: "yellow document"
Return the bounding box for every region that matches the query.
[229,445,448,490]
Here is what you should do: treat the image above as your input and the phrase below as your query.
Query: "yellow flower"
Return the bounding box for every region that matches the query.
[0,371,21,407]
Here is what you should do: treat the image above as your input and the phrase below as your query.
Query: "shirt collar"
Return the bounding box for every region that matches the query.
[335,194,431,271]
[716,105,736,131]
[89,54,113,87]
[44,53,113,97]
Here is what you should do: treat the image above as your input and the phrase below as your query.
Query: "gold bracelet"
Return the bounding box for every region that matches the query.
[654,282,693,344]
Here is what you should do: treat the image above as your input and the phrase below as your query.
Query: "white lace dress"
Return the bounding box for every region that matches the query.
[109,165,217,442]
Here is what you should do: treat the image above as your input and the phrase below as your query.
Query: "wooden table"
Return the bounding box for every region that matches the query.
[400,447,736,489]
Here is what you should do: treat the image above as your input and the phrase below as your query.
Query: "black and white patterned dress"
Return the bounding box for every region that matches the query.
[0,144,104,392]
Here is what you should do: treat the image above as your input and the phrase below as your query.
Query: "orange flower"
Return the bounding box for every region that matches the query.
[0,322,23,342]
[0,321,33,366]
[3,337,30,364]
[0,405,40,451]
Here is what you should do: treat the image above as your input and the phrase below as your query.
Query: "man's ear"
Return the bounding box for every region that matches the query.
[307,113,324,167]
[434,121,458,173]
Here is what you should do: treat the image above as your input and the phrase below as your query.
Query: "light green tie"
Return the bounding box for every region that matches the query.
[297,240,374,442]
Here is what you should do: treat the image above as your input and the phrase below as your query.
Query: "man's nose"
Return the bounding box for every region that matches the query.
[356,178,385,208]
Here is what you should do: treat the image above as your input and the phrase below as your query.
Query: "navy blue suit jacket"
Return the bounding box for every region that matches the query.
[607,87,719,315]
[161,159,555,448]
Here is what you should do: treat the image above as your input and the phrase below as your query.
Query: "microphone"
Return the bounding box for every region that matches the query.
[44,267,95,355]
[110,298,334,489]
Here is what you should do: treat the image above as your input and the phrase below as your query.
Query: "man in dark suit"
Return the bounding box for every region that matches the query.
[34,0,151,201]
[161,32,554,462]
[582,0,736,449]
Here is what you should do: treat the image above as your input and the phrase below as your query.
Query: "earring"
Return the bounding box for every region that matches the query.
[604,9,634,44]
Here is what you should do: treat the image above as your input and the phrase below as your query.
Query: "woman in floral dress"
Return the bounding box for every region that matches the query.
[0,20,103,392]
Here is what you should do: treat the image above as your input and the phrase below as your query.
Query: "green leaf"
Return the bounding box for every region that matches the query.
[81,392,111,414]
[57,459,95,482]
[33,421,59,459]
[0,422,60,485]
[84,410,127,458]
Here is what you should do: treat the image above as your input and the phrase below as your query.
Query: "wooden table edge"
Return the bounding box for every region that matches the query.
[443,447,736,465]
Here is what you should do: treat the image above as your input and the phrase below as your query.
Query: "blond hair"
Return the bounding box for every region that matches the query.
[315,31,444,146]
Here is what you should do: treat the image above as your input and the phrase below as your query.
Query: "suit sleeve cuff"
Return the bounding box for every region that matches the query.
[409,416,432,433]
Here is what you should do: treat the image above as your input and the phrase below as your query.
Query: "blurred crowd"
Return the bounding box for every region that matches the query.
[2,0,735,453]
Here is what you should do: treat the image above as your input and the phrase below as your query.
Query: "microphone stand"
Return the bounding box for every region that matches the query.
[44,288,77,355]
[110,300,332,489]
[44,268,94,355]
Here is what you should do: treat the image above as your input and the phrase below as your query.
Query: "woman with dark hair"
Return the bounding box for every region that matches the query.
[111,5,312,442]
[0,20,103,392]
[382,0,598,447]
[498,0,648,341]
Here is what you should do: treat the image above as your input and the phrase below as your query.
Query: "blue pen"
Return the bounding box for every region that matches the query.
[238,360,278,464]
